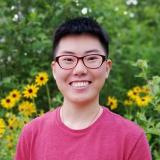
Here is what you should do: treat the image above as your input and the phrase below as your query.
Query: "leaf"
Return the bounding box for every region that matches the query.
[146,128,160,136]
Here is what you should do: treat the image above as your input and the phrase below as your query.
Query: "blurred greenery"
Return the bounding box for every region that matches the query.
[1,0,160,103]
[0,0,160,159]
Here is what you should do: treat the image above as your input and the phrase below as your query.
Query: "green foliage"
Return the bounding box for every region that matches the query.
[129,60,160,159]
[0,0,160,159]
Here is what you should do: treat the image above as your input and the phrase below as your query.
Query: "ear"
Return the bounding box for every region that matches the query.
[105,59,112,79]
[51,61,56,80]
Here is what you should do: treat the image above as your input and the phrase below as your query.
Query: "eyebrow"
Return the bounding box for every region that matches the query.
[60,49,101,55]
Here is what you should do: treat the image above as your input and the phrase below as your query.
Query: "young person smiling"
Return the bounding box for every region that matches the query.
[15,17,152,160]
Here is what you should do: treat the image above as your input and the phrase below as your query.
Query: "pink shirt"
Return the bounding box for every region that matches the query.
[15,107,152,160]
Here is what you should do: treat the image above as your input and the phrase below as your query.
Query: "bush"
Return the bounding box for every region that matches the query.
[0,0,160,159]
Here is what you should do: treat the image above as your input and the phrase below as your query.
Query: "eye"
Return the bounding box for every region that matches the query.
[86,55,99,61]
[64,58,73,61]
[61,56,75,63]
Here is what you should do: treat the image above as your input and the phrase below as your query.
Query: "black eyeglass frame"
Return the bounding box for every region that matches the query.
[55,54,107,70]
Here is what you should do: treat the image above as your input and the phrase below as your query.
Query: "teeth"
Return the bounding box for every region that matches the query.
[71,81,89,87]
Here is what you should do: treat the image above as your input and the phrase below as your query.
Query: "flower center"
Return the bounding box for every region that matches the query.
[28,89,33,93]
[6,99,10,103]
[13,94,16,97]
[142,98,145,101]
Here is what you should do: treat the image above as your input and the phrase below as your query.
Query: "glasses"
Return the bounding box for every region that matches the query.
[55,54,106,70]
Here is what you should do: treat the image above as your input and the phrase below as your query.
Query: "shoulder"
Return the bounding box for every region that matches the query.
[101,107,150,156]
[102,107,144,137]
[102,108,151,159]
[22,107,59,135]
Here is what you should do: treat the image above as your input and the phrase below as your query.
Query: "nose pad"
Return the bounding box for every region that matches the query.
[73,59,87,75]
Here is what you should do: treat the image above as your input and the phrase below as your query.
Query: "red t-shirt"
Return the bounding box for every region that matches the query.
[15,107,152,160]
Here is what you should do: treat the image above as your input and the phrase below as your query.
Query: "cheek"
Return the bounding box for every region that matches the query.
[55,73,67,94]
[56,73,67,83]
[93,68,107,89]
[94,67,106,79]
[55,68,70,84]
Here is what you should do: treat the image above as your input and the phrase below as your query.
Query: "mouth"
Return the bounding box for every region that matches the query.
[69,81,92,88]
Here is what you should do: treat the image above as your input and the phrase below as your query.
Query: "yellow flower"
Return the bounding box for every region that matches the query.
[107,96,118,110]
[0,118,6,138]
[23,84,39,99]
[135,95,152,107]
[6,135,14,149]
[141,86,150,94]
[35,72,49,86]
[18,116,30,128]
[132,86,142,93]
[7,114,19,130]
[18,101,37,116]
[1,96,16,109]
[124,100,133,107]
[127,89,139,100]
[9,89,21,102]
[6,135,14,142]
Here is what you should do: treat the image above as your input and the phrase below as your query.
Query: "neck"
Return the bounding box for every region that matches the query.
[60,98,103,129]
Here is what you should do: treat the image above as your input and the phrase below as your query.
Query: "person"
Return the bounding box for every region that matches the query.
[15,17,152,160]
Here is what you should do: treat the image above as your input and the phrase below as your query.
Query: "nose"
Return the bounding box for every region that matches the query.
[72,59,87,75]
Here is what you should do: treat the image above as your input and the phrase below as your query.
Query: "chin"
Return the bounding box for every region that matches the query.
[67,94,98,105]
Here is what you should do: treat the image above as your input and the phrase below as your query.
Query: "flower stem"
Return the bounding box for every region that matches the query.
[46,84,51,110]
[32,98,38,116]
[32,97,35,105]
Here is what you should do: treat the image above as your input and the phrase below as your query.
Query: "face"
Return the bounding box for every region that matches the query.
[51,34,112,106]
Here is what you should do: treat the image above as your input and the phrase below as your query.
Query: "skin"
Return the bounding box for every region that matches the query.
[51,34,112,129]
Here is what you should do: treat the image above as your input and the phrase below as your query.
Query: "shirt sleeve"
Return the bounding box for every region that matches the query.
[14,124,31,160]
[127,132,152,160]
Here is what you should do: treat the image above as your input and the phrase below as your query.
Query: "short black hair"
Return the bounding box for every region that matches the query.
[52,17,110,59]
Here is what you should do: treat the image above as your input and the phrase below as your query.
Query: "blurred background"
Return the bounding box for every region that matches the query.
[0,0,160,159]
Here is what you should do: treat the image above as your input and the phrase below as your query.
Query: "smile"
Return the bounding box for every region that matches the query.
[69,81,91,88]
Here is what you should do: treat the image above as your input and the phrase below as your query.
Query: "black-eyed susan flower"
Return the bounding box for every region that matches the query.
[107,96,118,110]
[141,85,150,94]
[135,95,152,107]
[7,114,19,130]
[23,84,39,99]
[9,89,21,102]
[132,86,141,93]
[6,135,14,149]
[0,118,6,138]
[18,101,37,116]
[126,85,153,108]
[1,96,16,109]
[35,72,49,86]
[127,89,139,100]
[6,135,14,143]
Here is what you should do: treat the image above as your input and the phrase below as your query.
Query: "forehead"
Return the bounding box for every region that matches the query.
[56,34,105,56]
